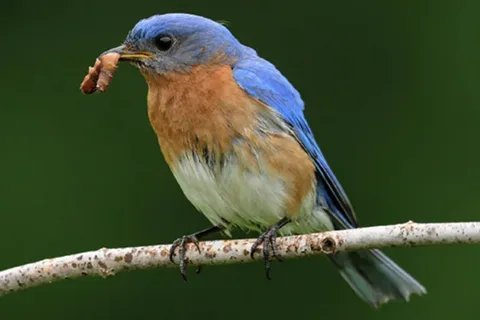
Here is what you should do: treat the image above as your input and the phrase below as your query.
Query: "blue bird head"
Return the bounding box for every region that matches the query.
[103,13,248,74]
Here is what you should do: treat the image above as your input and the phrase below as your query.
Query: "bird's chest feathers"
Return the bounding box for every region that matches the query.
[144,65,317,231]
[145,65,257,165]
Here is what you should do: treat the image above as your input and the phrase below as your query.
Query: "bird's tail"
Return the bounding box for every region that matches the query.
[329,249,426,307]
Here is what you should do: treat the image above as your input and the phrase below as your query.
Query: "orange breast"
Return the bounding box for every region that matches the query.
[145,65,259,166]
[144,65,316,218]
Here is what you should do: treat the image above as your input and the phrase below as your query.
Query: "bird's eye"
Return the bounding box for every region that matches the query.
[154,35,174,51]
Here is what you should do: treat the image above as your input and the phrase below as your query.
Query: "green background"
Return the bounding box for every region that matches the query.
[1,0,479,319]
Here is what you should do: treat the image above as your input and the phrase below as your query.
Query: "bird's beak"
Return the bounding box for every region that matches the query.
[100,45,153,61]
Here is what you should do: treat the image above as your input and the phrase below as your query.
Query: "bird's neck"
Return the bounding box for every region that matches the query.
[144,65,260,166]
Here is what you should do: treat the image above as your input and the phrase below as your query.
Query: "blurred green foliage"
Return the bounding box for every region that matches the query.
[1,0,479,319]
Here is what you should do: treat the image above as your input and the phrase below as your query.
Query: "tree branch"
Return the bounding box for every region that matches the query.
[1,221,479,296]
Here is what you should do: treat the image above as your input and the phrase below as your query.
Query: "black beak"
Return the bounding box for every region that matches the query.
[101,45,153,61]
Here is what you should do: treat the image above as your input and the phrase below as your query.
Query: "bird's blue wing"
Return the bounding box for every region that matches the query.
[233,57,357,228]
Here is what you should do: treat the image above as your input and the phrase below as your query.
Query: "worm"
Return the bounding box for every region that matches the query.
[80,52,120,94]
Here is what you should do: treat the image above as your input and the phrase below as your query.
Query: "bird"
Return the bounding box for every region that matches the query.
[99,13,426,307]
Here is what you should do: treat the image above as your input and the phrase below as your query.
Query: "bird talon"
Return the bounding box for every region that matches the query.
[251,229,278,279]
[169,234,201,281]
[269,232,284,262]
[250,218,290,279]
[167,225,225,281]
[169,238,182,263]
[192,238,201,253]
[250,237,264,259]
[265,259,272,280]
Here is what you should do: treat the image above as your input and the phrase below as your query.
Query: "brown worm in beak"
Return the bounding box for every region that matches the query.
[80,52,120,94]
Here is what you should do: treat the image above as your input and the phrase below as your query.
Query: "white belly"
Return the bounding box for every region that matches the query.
[171,153,334,235]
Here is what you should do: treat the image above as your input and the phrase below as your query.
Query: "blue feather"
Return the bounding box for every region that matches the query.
[233,54,357,229]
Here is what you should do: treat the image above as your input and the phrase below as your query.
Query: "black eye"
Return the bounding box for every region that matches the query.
[154,35,174,51]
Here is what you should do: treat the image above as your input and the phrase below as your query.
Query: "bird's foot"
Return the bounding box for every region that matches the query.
[169,234,201,281]
[169,224,225,280]
[250,217,291,280]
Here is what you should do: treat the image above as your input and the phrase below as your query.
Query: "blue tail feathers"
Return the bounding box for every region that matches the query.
[329,249,426,307]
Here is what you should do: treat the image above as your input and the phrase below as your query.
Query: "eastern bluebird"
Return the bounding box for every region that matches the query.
[98,13,426,307]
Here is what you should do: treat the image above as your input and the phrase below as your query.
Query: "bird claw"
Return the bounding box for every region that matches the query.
[169,234,201,281]
[250,226,284,280]
[168,224,226,280]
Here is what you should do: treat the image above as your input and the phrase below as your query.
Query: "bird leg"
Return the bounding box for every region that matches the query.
[250,217,291,280]
[169,224,224,281]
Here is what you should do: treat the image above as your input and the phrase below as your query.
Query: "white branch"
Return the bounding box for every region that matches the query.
[1,221,479,296]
